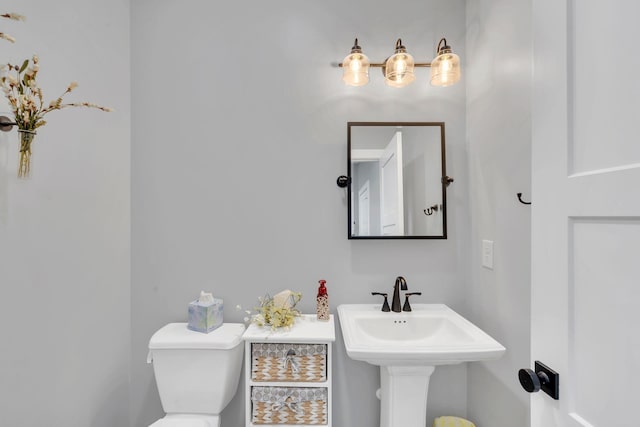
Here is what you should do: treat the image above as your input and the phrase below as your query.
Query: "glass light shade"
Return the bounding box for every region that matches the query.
[342,52,370,86]
[384,51,415,88]
[430,51,461,87]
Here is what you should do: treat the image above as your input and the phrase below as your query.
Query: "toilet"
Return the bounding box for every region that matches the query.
[147,322,246,427]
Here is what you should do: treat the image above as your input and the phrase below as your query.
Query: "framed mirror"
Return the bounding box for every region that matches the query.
[347,122,451,239]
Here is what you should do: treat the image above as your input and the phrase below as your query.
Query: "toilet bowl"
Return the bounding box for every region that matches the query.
[147,323,246,427]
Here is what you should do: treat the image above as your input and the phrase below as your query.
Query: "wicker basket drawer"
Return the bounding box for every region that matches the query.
[251,386,328,425]
[251,343,327,382]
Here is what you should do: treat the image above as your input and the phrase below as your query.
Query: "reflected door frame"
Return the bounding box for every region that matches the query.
[357,180,371,236]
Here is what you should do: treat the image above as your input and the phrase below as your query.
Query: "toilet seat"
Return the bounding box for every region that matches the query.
[149,414,220,427]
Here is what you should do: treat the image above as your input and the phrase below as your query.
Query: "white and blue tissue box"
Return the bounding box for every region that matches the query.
[188,297,223,333]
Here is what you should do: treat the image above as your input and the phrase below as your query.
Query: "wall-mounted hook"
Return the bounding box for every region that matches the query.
[517,193,531,205]
[336,175,350,188]
[0,115,17,132]
[423,204,440,216]
[441,176,454,187]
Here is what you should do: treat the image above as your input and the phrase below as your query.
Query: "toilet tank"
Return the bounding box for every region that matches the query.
[148,323,246,415]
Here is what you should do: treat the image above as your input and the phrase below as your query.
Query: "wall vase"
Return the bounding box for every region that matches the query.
[17,129,36,179]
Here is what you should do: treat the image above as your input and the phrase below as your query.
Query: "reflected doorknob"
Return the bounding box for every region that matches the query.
[518,361,559,400]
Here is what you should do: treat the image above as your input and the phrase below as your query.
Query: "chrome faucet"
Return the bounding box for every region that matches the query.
[391,276,407,312]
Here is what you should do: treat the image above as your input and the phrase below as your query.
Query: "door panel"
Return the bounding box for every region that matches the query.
[532,1,640,426]
[380,131,404,235]
[358,181,371,236]
[570,220,640,426]
[569,1,640,173]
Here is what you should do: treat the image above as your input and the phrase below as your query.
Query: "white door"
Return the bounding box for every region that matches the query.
[380,131,404,235]
[531,1,640,426]
[358,181,371,237]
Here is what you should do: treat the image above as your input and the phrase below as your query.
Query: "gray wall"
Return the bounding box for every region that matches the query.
[0,1,537,426]
[131,0,469,426]
[465,0,532,425]
[0,0,131,426]
[402,126,443,236]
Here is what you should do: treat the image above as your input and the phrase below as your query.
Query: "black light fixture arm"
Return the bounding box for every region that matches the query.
[436,38,451,55]
[338,37,452,68]
[339,62,432,68]
[339,37,433,68]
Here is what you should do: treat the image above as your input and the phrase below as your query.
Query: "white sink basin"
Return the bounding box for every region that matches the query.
[338,303,505,366]
[338,303,506,427]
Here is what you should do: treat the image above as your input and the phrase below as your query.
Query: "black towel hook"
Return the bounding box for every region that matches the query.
[423,204,440,216]
[517,193,531,205]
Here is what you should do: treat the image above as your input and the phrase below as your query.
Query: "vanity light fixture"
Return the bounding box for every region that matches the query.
[339,37,461,88]
[430,38,461,87]
[384,39,415,88]
[342,39,370,87]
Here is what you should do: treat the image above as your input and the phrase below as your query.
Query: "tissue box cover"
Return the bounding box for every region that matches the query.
[188,298,223,333]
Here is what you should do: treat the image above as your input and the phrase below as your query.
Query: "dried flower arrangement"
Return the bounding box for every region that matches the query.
[0,13,111,178]
[1,56,112,130]
[239,290,302,331]
[1,12,25,43]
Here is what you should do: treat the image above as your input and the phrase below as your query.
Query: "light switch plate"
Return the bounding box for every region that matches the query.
[482,240,494,269]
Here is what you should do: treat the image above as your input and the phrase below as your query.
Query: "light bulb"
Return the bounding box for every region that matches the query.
[430,38,461,87]
[342,39,370,87]
[384,39,415,88]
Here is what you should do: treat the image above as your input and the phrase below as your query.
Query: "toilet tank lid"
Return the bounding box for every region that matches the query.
[149,323,246,350]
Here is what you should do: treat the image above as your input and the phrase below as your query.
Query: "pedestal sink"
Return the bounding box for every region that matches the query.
[337,304,505,427]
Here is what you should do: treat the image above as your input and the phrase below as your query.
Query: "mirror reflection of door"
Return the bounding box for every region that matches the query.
[348,122,447,239]
[380,131,404,236]
[357,181,370,236]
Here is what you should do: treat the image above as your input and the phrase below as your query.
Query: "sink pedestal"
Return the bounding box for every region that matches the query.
[379,365,435,427]
[338,304,506,427]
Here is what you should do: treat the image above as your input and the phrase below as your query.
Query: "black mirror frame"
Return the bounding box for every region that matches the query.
[347,121,449,240]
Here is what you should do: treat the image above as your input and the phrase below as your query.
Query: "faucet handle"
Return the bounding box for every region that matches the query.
[402,292,422,312]
[371,292,391,312]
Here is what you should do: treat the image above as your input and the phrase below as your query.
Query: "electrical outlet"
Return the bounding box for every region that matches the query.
[482,240,494,269]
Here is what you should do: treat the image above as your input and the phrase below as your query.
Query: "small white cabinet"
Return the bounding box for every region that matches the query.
[243,315,335,427]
